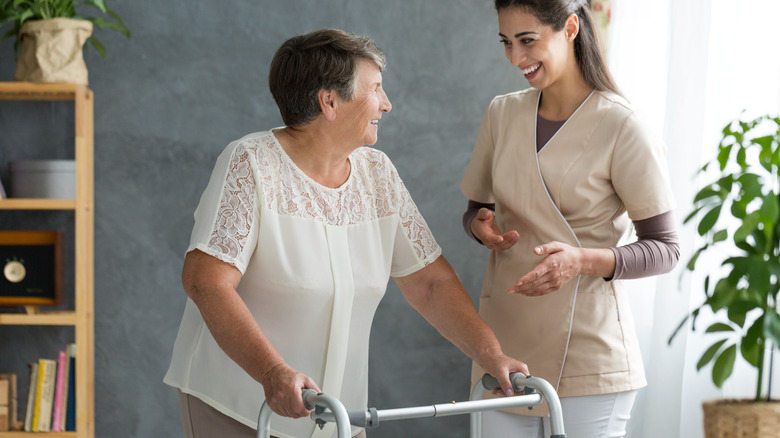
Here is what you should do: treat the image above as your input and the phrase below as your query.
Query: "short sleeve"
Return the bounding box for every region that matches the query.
[385,162,442,278]
[187,142,260,274]
[611,112,677,220]
[460,100,496,203]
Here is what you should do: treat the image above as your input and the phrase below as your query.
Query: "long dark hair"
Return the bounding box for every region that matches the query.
[495,0,622,96]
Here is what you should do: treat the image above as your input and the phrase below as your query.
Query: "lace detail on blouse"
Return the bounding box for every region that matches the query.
[207,146,257,260]
[207,132,439,263]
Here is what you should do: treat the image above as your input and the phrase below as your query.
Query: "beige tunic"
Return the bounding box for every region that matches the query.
[461,89,675,415]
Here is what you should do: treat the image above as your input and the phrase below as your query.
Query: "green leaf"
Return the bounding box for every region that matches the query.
[87,17,130,38]
[669,308,700,343]
[735,238,756,254]
[694,187,723,204]
[727,299,757,327]
[737,173,763,200]
[706,322,735,333]
[687,246,707,271]
[737,146,747,168]
[712,344,737,387]
[0,27,16,41]
[717,144,734,170]
[88,0,108,13]
[755,135,776,172]
[87,35,105,57]
[713,229,728,243]
[106,8,129,37]
[699,204,723,236]
[697,339,728,370]
[741,316,764,367]
[734,213,760,243]
[758,193,780,240]
[684,205,705,224]
[765,310,780,348]
[708,277,739,312]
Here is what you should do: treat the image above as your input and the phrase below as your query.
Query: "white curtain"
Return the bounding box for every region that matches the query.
[607,1,780,437]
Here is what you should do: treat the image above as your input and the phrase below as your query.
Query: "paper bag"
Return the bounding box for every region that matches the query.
[13,18,93,85]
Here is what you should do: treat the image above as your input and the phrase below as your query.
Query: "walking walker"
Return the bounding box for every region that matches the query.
[257,372,566,438]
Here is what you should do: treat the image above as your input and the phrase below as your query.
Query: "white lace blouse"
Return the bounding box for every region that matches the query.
[164,130,441,438]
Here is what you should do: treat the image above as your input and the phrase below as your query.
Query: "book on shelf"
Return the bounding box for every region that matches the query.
[0,378,7,431]
[0,176,6,199]
[0,373,20,431]
[23,363,38,432]
[65,343,76,431]
[51,350,67,432]
[19,345,77,433]
[32,358,56,432]
[56,344,73,431]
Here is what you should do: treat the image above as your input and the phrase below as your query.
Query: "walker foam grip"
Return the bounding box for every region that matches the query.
[480,374,502,391]
[480,373,534,394]
[346,407,379,428]
[301,389,320,410]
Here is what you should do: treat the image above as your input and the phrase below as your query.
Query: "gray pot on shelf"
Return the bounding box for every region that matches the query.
[9,159,76,199]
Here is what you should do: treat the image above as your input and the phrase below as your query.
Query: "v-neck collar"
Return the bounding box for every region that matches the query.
[534,89,595,153]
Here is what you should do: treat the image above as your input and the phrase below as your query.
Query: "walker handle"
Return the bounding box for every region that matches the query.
[301,388,319,410]
[481,373,534,394]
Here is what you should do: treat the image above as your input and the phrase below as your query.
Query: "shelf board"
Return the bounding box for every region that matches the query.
[0,432,77,437]
[0,199,76,210]
[0,311,77,326]
[0,82,83,101]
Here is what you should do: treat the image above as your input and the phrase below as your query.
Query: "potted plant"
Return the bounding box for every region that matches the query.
[0,0,130,84]
[670,114,780,437]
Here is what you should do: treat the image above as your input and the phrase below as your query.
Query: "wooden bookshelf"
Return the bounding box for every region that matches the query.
[0,83,94,438]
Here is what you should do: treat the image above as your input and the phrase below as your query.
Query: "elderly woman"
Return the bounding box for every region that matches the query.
[164,29,528,438]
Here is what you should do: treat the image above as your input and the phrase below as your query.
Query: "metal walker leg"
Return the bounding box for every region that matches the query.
[257,389,351,438]
[472,373,566,438]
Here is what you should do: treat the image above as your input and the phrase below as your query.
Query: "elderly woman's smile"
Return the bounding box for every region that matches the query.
[336,59,392,147]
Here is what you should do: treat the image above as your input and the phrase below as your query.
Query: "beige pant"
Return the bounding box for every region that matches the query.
[177,390,367,438]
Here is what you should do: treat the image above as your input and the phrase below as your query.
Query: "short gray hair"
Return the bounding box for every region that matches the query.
[268,28,386,127]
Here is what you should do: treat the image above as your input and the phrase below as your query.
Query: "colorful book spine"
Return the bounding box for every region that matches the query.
[23,363,38,432]
[34,358,57,432]
[65,344,76,431]
[51,350,67,432]
[59,344,73,430]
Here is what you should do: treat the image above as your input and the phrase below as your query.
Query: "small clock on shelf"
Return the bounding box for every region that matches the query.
[0,230,63,306]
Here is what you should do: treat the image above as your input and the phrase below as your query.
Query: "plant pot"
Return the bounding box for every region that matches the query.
[703,399,780,437]
[13,18,93,85]
[8,160,76,199]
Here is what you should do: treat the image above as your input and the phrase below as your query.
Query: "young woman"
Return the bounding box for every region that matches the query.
[461,1,680,436]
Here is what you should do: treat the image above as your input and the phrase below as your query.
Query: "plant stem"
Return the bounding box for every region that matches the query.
[756,342,765,402]
[768,343,774,401]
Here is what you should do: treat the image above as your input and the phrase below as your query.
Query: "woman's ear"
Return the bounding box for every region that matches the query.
[564,13,580,41]
[318,89,338,121]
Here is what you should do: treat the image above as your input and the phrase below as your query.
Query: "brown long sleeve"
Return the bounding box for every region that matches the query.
[462,200,495,244]
[610,211,680,280]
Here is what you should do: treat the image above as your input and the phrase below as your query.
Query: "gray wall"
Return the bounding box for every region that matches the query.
[0,1,529,436]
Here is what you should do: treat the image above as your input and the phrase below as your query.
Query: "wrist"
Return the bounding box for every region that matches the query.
[475,345,505,368]
[580,248,616,278]
[258,360,287,386]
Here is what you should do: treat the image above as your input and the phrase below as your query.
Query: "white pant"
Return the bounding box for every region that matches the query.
[482,391,638,438]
